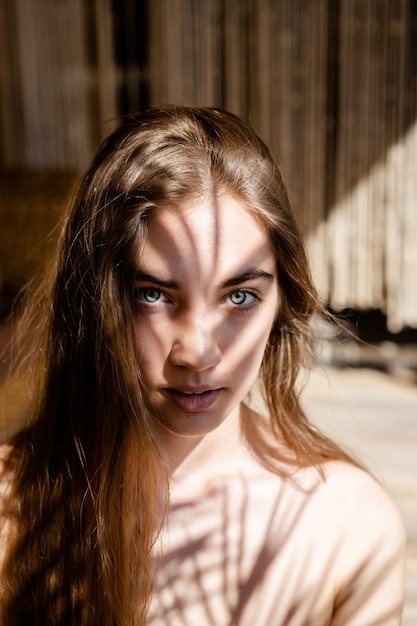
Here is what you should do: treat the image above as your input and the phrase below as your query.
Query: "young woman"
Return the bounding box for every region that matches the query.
[0,106,405,625]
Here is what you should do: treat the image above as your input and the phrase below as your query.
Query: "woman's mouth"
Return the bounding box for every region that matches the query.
[162,388,222,412]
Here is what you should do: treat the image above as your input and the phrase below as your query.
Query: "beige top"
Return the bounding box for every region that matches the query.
[148,456,406,625]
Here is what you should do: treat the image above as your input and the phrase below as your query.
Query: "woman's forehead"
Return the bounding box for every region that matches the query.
[135,195,276,283]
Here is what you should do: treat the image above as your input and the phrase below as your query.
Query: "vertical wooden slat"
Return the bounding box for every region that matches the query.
[93,0,119,139]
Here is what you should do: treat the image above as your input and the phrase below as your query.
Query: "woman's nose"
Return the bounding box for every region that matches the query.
[169,314,222,372]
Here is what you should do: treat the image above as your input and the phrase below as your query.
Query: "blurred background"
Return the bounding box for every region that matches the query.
[0,0,416,621]
[1,0,417,337]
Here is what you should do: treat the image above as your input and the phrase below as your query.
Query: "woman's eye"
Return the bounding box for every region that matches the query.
[229,290,257,306]
[136,288,163,303]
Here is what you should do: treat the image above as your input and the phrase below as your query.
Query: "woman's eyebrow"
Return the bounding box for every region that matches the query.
[135,272,179,289]
[220,269,274,288]
[135,269,274,290]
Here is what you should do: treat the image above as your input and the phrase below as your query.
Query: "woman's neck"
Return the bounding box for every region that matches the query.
[155,403,248,480]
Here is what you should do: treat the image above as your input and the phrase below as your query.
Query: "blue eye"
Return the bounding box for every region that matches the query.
[229,290,256,306]
[136,288,162,303]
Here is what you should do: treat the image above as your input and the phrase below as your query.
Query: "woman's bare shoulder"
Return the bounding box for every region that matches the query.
[314,461,406,624]
[316,460,405,540]
[323,460,403,514]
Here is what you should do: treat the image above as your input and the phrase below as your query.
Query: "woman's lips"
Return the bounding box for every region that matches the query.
[162,388,222,412]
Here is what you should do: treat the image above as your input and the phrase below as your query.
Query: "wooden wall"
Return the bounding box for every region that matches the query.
[0,0,416,330]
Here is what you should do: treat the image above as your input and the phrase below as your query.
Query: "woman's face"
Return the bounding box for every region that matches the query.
[133,194,279,438]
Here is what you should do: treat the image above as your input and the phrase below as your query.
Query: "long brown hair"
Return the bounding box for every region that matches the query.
[0,105,353,625]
